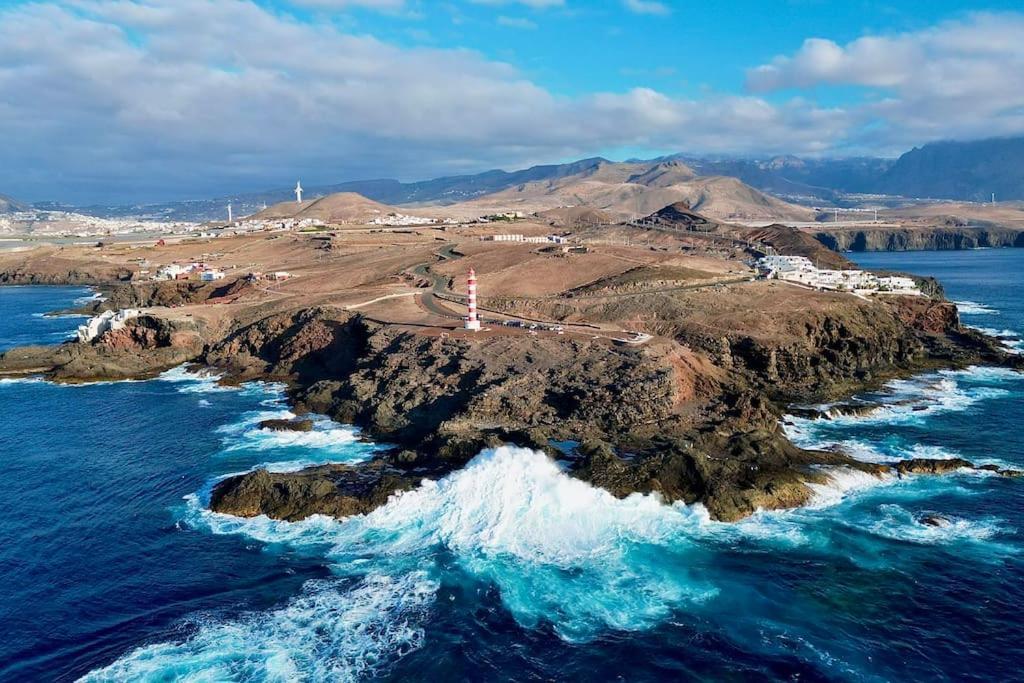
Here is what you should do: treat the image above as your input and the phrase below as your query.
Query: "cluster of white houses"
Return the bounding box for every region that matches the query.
[153,262,226,282]
[756,255,920,296]
[77,309,141,343]
[480,234,569,244]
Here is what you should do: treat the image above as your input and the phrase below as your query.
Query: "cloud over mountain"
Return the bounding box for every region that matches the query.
[1,2,1023,203]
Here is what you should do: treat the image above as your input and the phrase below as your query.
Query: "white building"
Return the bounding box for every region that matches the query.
[877,276,918,292]
[200,270,226,282]
[757,255,814,275]
[77,309,141,343]
[154,264,190,281]
[756,256,919,296]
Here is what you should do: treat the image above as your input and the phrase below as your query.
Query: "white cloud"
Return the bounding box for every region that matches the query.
[4,2,1020,202]
[747,12,1024,146]
[0,0,851,202]
[623,0,671,16]
[289,0,407,9]
[469,0,564,8]
[497,15,538,29]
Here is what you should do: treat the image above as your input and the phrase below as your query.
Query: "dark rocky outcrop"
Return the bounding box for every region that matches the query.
[4,264,1020,523]
[202,294,1022,523]
[209,462,417,522]
[259,418,314,432]
[0,315,203,382]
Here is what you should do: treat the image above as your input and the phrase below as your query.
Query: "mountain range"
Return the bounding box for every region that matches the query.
[9,136,1024,221]
[0,193,29,214]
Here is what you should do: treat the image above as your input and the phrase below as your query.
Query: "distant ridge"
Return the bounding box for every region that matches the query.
[875,137,1024,201]
[42,135,1024,221]
[0,193,29,214]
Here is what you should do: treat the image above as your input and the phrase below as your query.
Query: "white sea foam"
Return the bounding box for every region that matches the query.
[954,300,998,315]
[120,445,723,682]
[31,311,87,319]
[784,367,1021,441]
[965,325,1024,354]
[0,376,44,386]
[805,467,891,508]
[867,504,1010,546]
[214,406,379,466]
[79,572,438,683]
[72,290,105,306]
[157,365,237,394]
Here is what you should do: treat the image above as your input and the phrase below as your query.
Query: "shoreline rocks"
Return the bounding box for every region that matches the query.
[4,273,1022,523]
[259,418,315,432]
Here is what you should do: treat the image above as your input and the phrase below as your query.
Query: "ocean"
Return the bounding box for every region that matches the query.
[1,251,1022,682]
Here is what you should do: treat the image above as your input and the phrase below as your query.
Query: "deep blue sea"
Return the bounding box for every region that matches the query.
[1,251,1023,682]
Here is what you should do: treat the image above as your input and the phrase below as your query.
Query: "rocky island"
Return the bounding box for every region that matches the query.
[2,209,1020,523]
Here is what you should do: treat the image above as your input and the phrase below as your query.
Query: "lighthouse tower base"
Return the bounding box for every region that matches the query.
[465,319,481,331]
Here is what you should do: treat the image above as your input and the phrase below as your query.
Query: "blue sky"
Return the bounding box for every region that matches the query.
[2,0,1024,203]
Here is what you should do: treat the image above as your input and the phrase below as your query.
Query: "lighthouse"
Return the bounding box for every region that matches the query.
[465,268,481,331]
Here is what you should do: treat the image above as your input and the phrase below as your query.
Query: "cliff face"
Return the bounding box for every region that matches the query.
[0,315,203,382]
[813,227,1024,252]
[200,293,1016,522]
[3,274,1019,522]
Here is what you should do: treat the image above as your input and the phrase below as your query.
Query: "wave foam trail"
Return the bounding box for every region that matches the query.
[80,572,438,683]
[355,446,716,641]
[157,365,237,394]
[867,504,1010,547]
[955,300,998,315]
[168,445,719,679]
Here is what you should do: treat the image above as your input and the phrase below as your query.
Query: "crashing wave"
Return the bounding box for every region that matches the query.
[954,300,998,315]
[79,572,438,683]
[966,325,1024,354]
[157,365,237,394]
[867,505,1009,546]
[97,447,723,680]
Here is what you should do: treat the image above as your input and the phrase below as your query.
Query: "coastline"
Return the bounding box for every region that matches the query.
[2,258,1020,523]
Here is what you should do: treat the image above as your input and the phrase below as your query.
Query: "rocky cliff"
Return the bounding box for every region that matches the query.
[3,274,1020,523]
[813,226,1024,252]
[199,293,1018,522]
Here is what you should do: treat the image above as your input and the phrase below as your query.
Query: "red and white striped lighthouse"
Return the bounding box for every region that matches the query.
[465,268,481,331]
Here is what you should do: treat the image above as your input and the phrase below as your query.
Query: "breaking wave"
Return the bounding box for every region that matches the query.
[97,447,722,679]
[866,505,1011,547]
[157,365,239,394]
[955,300,998,315]
[80,572,438,683]
[785,367,1022,441]
[966,325,1024,354]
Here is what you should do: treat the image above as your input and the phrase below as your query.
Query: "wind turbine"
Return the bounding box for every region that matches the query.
[295,181,304,204]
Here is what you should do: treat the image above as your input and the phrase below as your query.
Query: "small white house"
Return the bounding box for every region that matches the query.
[200,270,226,282]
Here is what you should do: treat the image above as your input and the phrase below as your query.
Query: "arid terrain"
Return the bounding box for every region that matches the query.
[1,205,1020,523]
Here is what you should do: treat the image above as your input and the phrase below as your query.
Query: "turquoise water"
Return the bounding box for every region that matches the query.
[1,253,1023,682]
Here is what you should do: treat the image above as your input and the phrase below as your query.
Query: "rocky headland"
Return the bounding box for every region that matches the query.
[2,230,1021,523]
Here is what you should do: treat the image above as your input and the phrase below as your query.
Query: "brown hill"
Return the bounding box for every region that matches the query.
[647,201,717,232]
[537,206,614,227]
[253,192,405,224]
[446,161,816,223]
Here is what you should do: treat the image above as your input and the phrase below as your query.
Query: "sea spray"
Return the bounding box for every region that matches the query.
[80,572,438,683]
[954,300,999,315]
